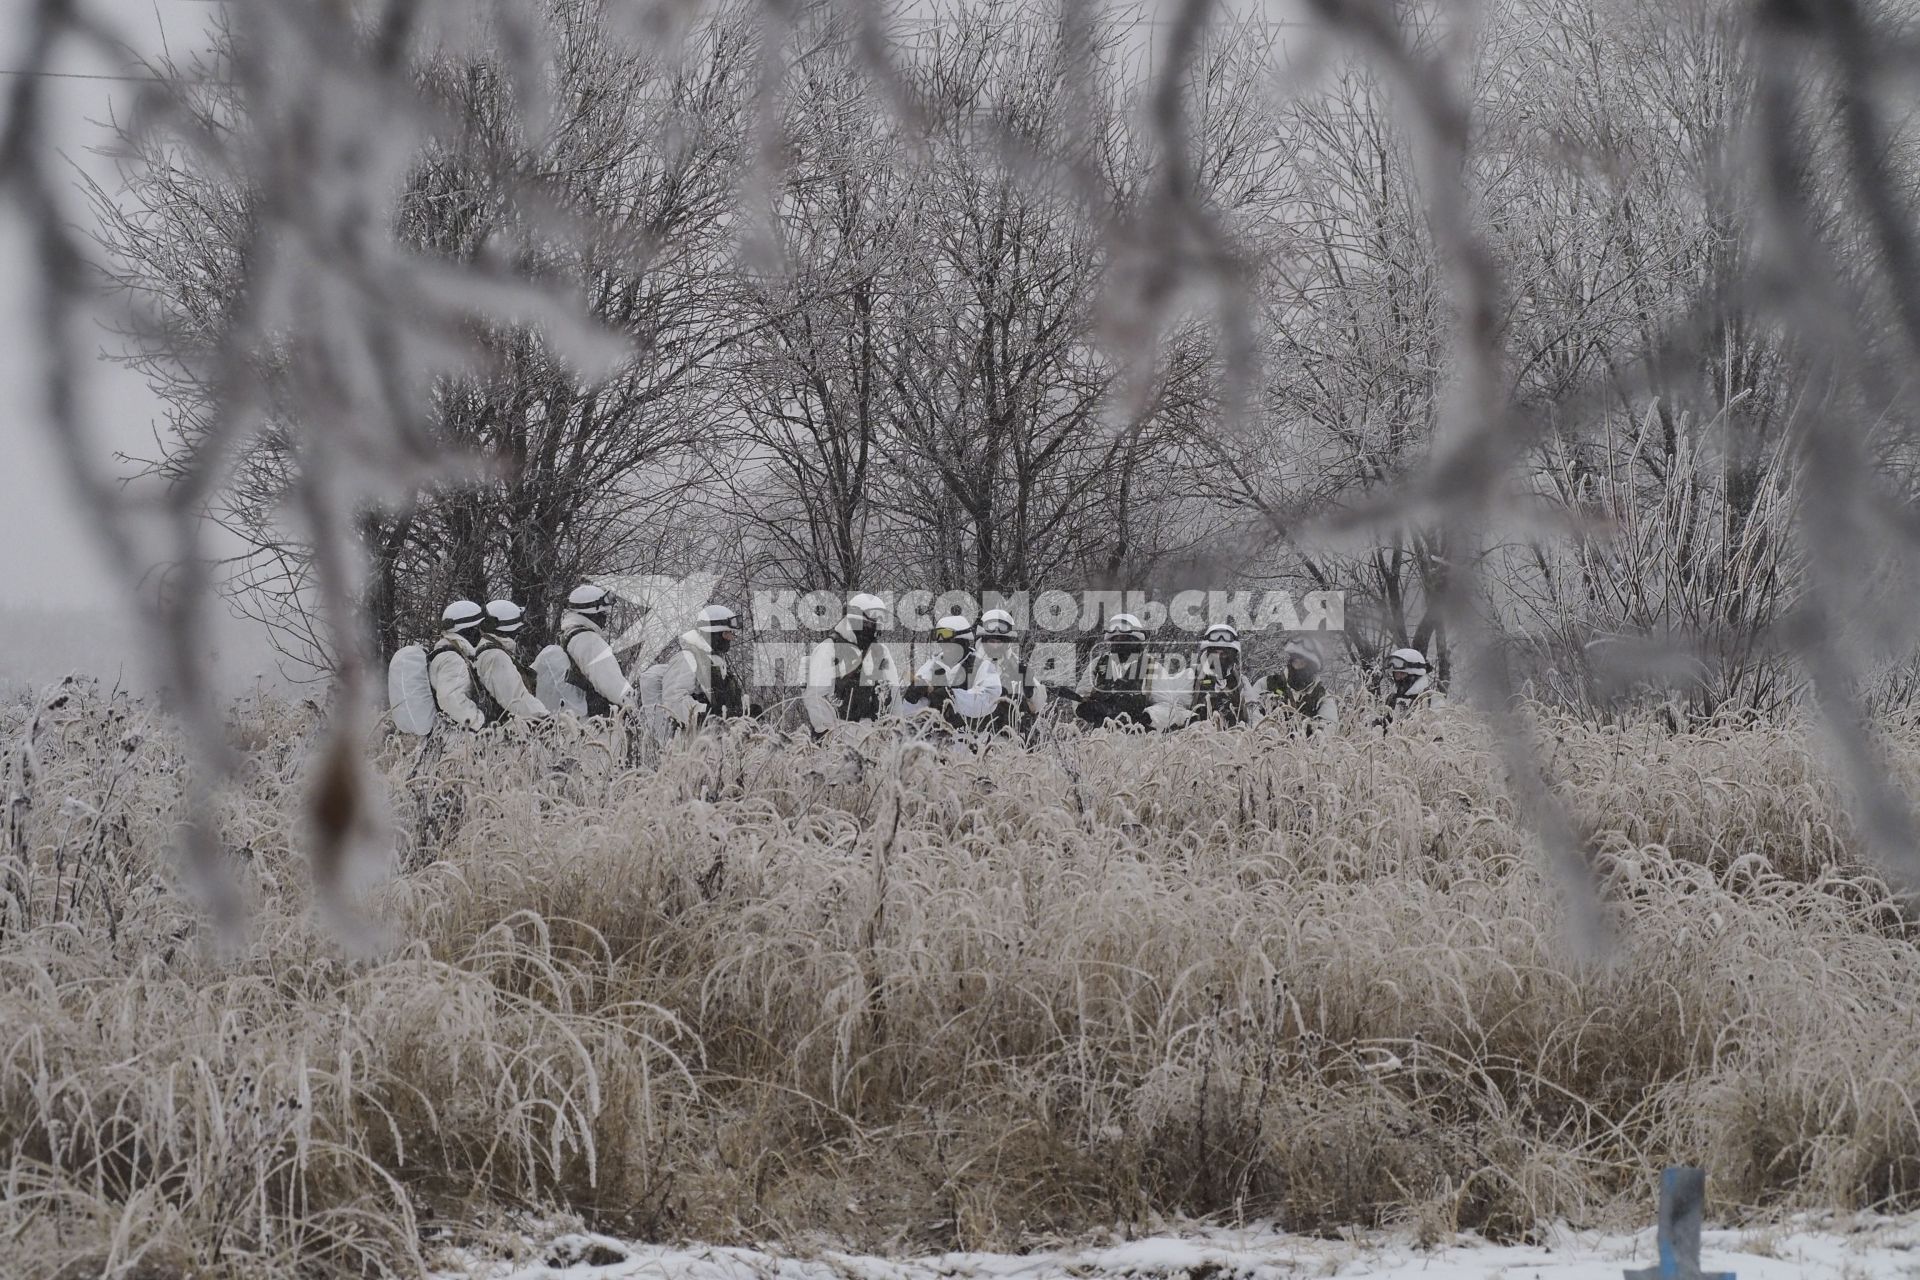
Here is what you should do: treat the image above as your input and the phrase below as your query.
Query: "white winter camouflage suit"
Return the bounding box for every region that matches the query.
[901,652,1003,724]
[475,637,548,721]
[429,631,486,730]
[978,638,1048,719]
[803,618,903,734]
[559,609,635,711]
[1075,651,1191,731]
[1152,651,1259,729]
[660,628,739,730]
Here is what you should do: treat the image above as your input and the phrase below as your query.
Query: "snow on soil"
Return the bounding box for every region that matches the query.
[434,1216,1920,1279]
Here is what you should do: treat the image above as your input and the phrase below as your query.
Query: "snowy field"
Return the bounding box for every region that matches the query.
[438,1218,1920,1280]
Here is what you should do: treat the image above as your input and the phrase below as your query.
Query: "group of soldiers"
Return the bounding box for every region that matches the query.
[405,586,1443,739]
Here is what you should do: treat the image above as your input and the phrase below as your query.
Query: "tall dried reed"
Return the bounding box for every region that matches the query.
[2,681,1916,1277]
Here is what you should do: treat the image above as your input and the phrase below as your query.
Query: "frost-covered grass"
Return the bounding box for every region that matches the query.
[3,680,1919,1278]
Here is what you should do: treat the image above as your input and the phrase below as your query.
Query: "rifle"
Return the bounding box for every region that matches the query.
[904,680,953,708]
[1052,686,1145,727]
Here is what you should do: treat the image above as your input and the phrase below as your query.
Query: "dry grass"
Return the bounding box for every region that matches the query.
[3,680,1919,1277]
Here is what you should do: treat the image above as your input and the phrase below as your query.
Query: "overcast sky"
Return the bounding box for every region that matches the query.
[0,0,214,610]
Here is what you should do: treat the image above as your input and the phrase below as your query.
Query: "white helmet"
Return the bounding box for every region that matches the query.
[1283,637,1323,671]
[1387,647,1429,675]
[697,604,740,634]
[846,592,888,620]
[442,600,484,635]
[1200,622,1241,653]
[980,607,1018,638]
[568,583,612,621]
[483,600,525,636]
[932,615,975,645]
[1105,612,1146,640]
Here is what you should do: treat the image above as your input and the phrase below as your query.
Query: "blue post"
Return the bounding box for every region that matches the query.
[1624,1167,1735,1280]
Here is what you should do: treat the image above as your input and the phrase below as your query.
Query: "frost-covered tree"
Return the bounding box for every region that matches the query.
[722,2,1281,600]
[96,0,758,663]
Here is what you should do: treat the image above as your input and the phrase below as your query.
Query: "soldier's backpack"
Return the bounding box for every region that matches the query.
[387,643,437,735]
[534,644,588,716]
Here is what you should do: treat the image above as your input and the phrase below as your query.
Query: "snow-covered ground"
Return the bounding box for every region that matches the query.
[434,1215,1920,1279]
